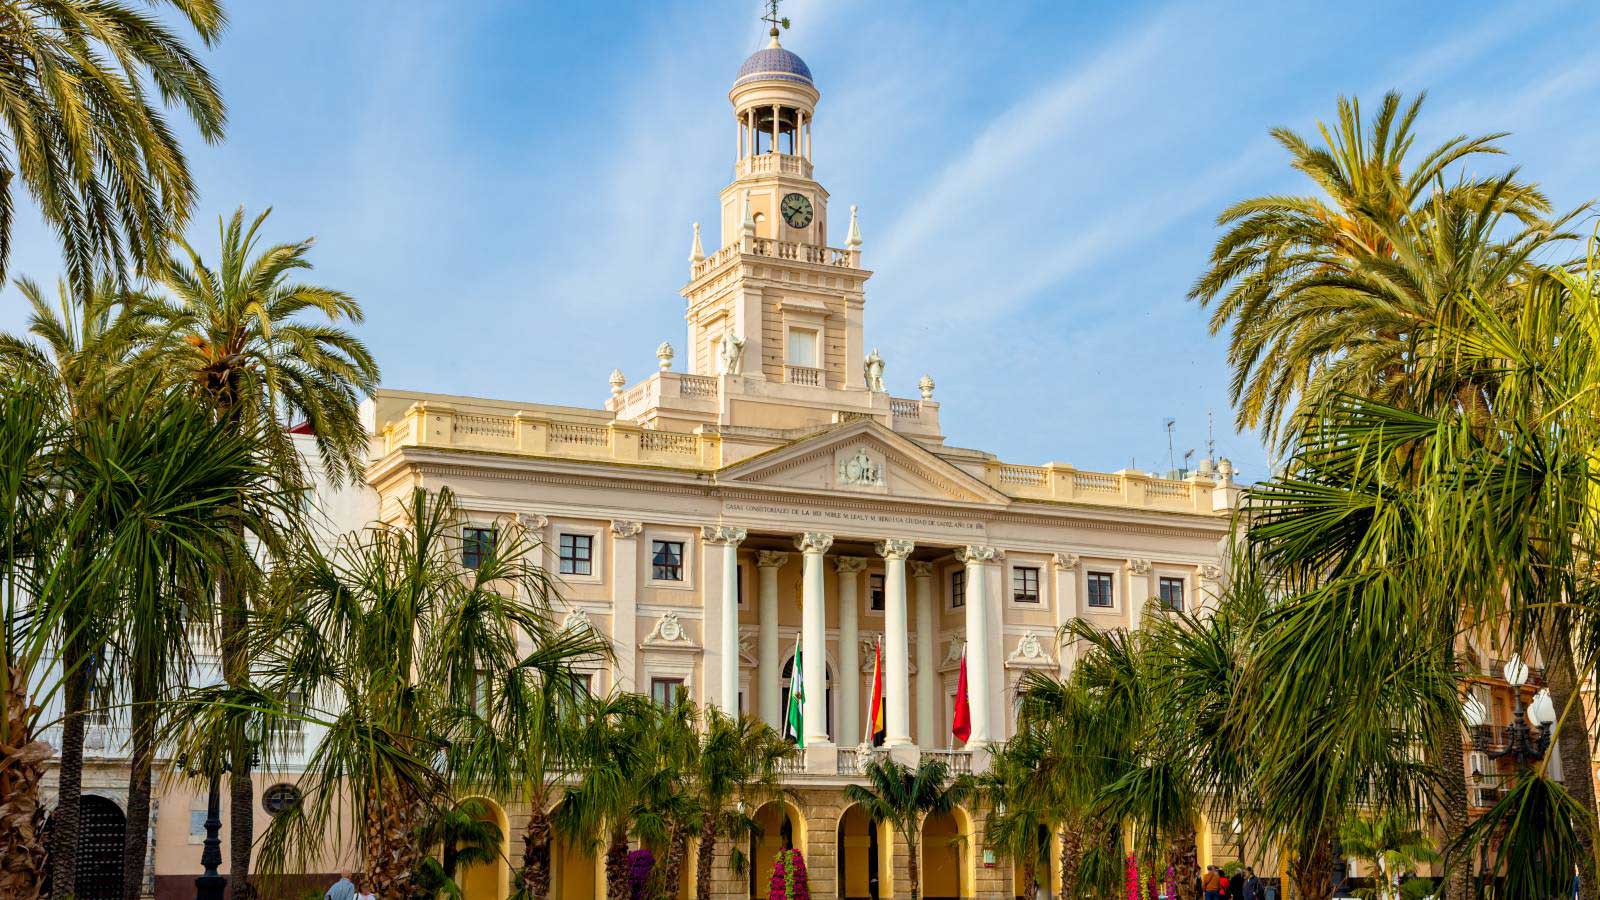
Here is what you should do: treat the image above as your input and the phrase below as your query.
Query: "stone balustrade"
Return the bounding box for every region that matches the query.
[981,460,1222,515]
[378,401,1231,514]
[690,235,857,280]
[737,152,813,179]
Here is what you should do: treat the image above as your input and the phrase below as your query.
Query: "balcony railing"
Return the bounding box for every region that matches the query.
[785,365,823,386]
[737,152,813,179]
[923,749,972,774]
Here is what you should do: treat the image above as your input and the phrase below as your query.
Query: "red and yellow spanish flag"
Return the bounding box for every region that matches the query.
[867,639,887,747]
[951,646,972,744]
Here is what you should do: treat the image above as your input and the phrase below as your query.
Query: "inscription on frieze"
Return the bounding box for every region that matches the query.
[722,500,984,534]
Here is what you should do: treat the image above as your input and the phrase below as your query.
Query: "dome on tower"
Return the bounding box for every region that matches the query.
[734,40,813,88]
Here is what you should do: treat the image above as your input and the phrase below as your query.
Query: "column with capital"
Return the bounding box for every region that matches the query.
[834,557,868,746]
[703,526,747,715]
[911,561,937,745]
[1128,558,1154,633]
[795,532,834,747]
[955,545,999,745]
[1052,553,1080,677]
[609,521,643,691]
[877,540,915,748]
[756,551,789,728]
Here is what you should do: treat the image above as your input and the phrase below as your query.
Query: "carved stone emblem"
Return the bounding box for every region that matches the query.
[561,608,594,633]
[610,520,642,538]
[1005,631,1057,669]
[838,447,884,487]
[1129,558,1152,576]
[644,611,694,646]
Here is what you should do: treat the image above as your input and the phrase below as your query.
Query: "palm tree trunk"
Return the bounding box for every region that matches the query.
[1023,854,1038,900]
[661,822,689,899]
[1432,719,1471,900]
[1,666,51,900]
[695,817,717,900]
[363,787,427,899]
[1169,829,1200,900]
[121,676,155,900]
[1541,627,1599,900]
[521,807,554,900]
[221,558,255,900]
[1058,828,1080,900]
[46,651,88,900]
[904,829,921,900]
[604,826,630,900]
[1289,827,1335,900]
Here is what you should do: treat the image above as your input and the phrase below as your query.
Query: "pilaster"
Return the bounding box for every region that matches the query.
[609,520,642,691]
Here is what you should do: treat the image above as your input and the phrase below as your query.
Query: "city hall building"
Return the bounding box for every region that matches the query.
[59,26,1242,900]
[349,27,1241,900]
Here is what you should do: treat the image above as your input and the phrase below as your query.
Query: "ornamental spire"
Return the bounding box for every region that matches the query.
[846,204,862,248]
[689,222,705,263]
[762,0,790,45]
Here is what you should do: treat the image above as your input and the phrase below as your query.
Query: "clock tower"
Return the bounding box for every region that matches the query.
[681,22,871,396]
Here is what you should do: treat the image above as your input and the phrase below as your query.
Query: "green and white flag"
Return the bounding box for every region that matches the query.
[784,639,804,748]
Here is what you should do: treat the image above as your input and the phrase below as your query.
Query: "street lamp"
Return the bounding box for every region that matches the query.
[1465,654,1553,769]
[195,773,226,900]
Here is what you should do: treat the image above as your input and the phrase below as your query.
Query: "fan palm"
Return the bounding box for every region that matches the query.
[691,709,793,900]
[972,736,1054,900]
[152,206,379,890]
[1338,810,1441,900]
[0,275,160,898]
[554,692,661,900]
[843,757,968,900]
[1190,91,1566,447]
[180,487,565,896]
[0,1,226,292]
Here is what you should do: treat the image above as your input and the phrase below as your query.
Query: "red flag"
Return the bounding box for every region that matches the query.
[868,640,886,746]
[952,647,972,743]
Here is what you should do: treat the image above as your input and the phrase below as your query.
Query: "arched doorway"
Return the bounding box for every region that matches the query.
[74,795,126,900]
[551,801,601,900]
[921,807,973,900]
[1011,824,1053,900]
[781,654,834,738]
[456,796,510,900]
[837,802,886,900]
[749,800,807,898]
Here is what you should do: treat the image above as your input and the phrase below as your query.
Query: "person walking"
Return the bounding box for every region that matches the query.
[325,869,356,900]
[1242,867,1264,900]
[354,879,377,900]
[1203,865,1223,900]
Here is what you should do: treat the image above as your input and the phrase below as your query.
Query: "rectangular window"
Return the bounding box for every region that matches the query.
[650,677,686,708]
[787,328,818,367]
[462,526,495,570]
[1012,566,1041,603]
[869,573,885,611]
[1159,576,1185,612]
[558,533,593,576]
[651,540,684,581]
[1087,571,1115,608]
[951,570,966,608]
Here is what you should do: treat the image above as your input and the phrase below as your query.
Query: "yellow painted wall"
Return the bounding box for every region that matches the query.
[553,832,598,900]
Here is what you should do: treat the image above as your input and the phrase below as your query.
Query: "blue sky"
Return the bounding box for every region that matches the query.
[3,0,1599,480]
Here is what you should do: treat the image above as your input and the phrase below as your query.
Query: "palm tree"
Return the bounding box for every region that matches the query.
[61,383,289,900]
[843,757,967,900]
[153,206,379,892]
[416,798,508,898]
[636,699,701,900]
[1338,810,1441,900]
[0,374,70,900]
[0,1,227,292]
[972,737,1053,900]
[691,710,793,900]
[193,487,570,896]
[555,693,660,900]
[0,275,159,899]
[1190,91,1563,447]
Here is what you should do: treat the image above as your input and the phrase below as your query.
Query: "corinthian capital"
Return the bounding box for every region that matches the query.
[909,561,936,578]
[954,545,1000,565]
[701,525,747,545]
[876,539,915,560]
[794,532,834,555]
[834,556,870,574]
[757,550,790,569]
[610,520,642,538]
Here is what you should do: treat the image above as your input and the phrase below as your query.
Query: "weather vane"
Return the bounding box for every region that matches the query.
[762,0,790,34]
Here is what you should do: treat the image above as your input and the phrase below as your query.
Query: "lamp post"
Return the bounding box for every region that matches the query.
[195,773,226,900]
[1464,654,1556,768]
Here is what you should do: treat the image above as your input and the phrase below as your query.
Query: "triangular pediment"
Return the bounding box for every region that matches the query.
[716,420,1008,505]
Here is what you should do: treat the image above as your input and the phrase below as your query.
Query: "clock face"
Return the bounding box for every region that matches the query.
[780,192,813,229]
